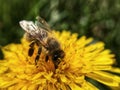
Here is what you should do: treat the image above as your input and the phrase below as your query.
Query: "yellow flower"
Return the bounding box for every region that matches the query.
[0,31,120,90]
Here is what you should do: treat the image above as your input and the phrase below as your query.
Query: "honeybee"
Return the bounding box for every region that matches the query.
[19,16,65,68]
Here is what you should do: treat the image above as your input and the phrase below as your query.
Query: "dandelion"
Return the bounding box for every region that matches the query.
[0,31,120,90]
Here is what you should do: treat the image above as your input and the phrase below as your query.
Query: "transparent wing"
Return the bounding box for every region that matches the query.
[19,20,38,36]
[19,20,48,48]
[35,16,52,33]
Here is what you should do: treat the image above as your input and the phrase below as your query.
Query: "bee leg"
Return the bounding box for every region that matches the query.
[35,46,42,65]
[45,55,49,62]
[28,41,35,57]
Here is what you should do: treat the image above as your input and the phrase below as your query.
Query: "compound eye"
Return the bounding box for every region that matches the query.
[52,50,65,69]
[52,50,65,61]
[52,54,59,61]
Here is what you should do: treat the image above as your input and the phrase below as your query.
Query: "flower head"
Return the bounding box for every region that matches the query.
[0,31,120,90]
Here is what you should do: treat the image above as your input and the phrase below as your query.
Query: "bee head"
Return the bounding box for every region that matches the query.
[52,49,65,61]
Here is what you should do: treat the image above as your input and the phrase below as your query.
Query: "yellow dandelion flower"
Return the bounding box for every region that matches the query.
[0,31,120,90]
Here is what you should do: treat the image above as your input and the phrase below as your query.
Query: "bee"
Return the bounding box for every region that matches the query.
[19,16,65,68]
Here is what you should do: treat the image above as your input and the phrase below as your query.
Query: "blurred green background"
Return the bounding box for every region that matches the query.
[0,0,120,89]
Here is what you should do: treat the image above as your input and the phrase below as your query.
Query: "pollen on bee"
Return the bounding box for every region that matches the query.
[27,43,55,71]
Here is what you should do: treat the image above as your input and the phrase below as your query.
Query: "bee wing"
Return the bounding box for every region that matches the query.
[19,20,49,48]
[35,16,52,33]
[19,20,37,35]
